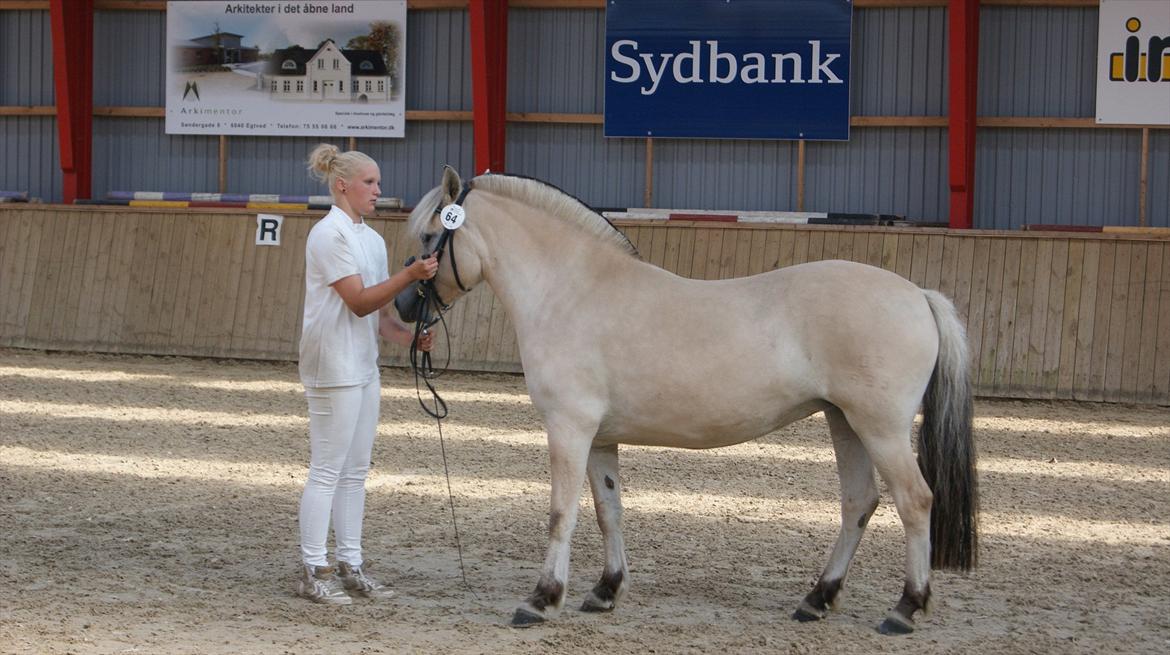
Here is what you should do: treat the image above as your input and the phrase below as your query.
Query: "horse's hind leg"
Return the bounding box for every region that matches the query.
[848,410,935,635]
[793,407,879,622]
[581,443,629,612]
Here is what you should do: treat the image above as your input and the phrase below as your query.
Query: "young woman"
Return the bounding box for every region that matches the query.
[297,143,438,604]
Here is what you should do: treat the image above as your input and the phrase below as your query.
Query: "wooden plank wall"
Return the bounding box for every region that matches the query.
[1,206,1168,404]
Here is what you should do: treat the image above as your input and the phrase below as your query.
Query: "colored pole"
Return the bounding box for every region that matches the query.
[469,0,508,174]
[49,0,95,203]
[947,0,979,229]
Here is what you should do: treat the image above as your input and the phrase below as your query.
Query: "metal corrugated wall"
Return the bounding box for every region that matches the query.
[813,7,948,220]
[0,9,60,201]
[1,5,1163,228]
[1152,132,1170,227]
[852,7,948,116]
[508,8,603,114]
[975,6,1164,228]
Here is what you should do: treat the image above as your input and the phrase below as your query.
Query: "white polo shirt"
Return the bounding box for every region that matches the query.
[298,206,389,388]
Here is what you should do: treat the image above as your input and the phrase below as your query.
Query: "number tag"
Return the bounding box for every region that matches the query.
[439,204,466,230]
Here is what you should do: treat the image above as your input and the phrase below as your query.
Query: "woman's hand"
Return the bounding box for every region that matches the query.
[410,254,439,280]
[416,328,434,352]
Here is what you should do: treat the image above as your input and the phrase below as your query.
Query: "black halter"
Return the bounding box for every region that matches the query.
[430,180,474,293]
[407,179,475,420]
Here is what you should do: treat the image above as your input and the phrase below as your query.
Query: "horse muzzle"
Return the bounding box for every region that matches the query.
[394,282,425,323]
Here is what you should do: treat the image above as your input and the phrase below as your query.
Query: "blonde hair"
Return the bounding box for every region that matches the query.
[306,143,377,194]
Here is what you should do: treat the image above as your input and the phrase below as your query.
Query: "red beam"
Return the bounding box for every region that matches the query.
[49,0,94,202]
[947,0,979,229]
[469,0,507,174]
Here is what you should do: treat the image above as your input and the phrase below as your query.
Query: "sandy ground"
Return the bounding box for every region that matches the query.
[1,347,1168,655]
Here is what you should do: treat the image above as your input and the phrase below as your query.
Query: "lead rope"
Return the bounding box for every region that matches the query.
[407,262,477,599]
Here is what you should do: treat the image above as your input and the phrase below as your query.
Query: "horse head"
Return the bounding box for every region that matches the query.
[394,166,486,324]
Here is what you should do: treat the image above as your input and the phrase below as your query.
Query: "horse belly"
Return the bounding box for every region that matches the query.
[596,398,827,449]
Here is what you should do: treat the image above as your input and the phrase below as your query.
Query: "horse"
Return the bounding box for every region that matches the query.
[394,168,978,635]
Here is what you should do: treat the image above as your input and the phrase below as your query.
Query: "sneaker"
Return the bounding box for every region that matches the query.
[337,561,395,599]
[296,564,352,605]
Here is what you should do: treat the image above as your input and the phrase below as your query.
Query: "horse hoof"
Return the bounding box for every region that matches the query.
[878,614,915,635]
[791,601,826,622]
[580,593,615,613]
[511,608,546,627]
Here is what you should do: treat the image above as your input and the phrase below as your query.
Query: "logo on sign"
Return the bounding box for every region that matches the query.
[610,39,845,96]
[1107,17,1170,82]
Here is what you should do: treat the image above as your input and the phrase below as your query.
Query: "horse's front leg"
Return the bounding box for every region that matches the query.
[511,416,596,626]
[580,443,629,613]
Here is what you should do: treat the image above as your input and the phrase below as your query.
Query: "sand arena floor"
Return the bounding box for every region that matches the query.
[1,348,1168,654]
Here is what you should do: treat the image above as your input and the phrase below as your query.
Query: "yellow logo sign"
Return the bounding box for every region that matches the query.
[1109,17,1170,82]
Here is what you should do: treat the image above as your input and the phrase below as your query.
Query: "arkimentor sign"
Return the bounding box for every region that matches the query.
[604,0,853,140]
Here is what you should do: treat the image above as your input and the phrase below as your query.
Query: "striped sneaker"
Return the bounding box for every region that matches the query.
[296,564,352,605]
[337,561,395,599]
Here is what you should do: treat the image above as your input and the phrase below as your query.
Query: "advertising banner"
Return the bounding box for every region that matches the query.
[165,1,406,137]
[605,0,852,140]
[1096,0,1170,125]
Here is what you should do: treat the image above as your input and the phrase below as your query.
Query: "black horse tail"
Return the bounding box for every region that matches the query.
[919,290,979,571]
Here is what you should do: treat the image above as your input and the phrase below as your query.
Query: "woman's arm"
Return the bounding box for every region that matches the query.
[331,254,438,317]
[380,307,433,351]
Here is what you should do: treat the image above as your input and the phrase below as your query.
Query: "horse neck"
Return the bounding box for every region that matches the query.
[472,194,635,322]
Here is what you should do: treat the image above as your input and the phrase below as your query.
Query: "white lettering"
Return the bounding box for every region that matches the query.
[610,39,640,83]
[639,52,675,95]
[673,41,703,84]
[707,40,737,83]
[740,53,767,84]
[772,52,804,83]
[808,40,843,84]
[607,39,845,92]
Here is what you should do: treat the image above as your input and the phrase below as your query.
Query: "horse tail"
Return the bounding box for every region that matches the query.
[919,290,979,571]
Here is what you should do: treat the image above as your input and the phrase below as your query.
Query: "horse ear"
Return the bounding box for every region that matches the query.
[441,165,462,203]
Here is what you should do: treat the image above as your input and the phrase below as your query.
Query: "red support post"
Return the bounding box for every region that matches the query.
[49,0,95,203]
[947,0,979,229]
[469,0,508,174]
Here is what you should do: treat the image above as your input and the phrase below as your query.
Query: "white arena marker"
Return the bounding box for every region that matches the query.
[255,214,283,246]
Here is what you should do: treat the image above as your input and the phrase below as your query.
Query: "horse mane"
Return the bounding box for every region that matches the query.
[407,174,638,257]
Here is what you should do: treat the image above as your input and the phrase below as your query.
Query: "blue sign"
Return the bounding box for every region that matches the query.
[605,0,852,140]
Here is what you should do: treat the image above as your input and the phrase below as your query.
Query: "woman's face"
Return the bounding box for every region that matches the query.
[340,162,381,215]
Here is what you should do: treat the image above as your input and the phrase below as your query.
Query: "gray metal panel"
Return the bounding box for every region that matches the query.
[806,127,948,221]
[405,9,472,111]
[0,116,61,201]
[978,7,1098,118]
[359,121,474,205]
[851,7,947,116]
[0,9,53,106]
[651,138,800,213]
[94,9,166,107]
[92,117,219,197]
[508,8,604,114]
[4,3,1159,233]
[975,128,1142,229]
[1143,131,1169,229]
[507,123,643,209]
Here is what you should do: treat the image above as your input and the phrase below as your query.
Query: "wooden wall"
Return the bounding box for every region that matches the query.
[1,206,1167,405]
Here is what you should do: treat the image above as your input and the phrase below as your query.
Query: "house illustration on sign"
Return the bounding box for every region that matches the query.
[175,30,261,68]
[259,39,391,103]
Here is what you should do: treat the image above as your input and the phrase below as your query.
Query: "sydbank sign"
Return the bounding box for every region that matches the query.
[605,0,852,140]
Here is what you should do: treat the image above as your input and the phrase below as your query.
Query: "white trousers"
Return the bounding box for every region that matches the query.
[299,377,380,567]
